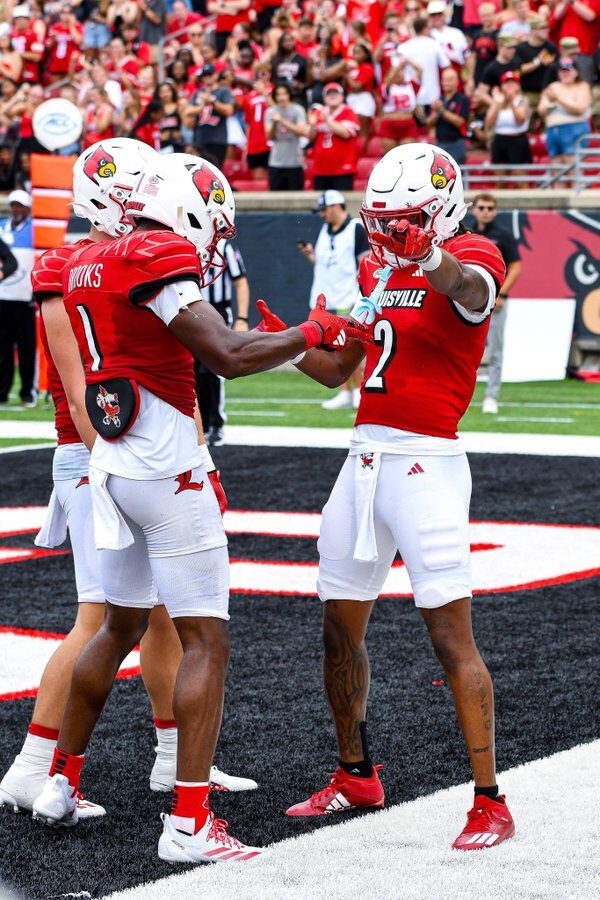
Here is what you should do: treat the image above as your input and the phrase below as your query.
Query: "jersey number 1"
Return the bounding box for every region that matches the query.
[76,305,103,372]
[363,320,395,393]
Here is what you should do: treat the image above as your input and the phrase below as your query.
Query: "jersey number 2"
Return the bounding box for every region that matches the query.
[363,320,395,393]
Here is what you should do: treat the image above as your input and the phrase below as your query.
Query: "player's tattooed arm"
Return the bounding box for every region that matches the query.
[426,252,490,313]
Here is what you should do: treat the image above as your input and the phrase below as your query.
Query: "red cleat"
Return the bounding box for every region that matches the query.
[452,794,515,850]
[285,765,384,817]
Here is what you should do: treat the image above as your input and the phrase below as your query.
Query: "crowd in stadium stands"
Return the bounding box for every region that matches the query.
[0,0,598,191]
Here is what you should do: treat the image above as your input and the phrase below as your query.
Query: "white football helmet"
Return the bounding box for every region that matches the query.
[124,153,235,285]
[361,143,469,268]
[72,138,159,237]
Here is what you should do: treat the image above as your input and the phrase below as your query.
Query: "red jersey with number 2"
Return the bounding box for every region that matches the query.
[62,230,199,418]
[356,232,506,439]
[32,240,92,445]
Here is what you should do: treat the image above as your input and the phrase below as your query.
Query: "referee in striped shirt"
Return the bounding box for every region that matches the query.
[195,240,250,446]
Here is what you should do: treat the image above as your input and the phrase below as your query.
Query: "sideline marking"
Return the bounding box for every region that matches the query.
[1,424,600,457]
[101,739,600,900]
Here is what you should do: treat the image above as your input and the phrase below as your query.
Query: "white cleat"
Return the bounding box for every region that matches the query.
[482,396,498,414]
[32,774,78,827]
[0,759,105,818]
[150,756,258,793]
[321,390,353,411]
[209,766,258,793]
[158,812,267,864]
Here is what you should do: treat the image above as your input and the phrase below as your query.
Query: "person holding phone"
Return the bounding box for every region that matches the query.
[297,190,369,410]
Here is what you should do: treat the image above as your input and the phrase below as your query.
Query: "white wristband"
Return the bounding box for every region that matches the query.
[199,442,215,472]
[291,351,306,365]
[420,246,443,271]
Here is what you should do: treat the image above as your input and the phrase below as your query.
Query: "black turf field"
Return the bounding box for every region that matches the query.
[1,447,599,900]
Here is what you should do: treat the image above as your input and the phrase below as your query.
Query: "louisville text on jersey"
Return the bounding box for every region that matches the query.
[379,288,427,309]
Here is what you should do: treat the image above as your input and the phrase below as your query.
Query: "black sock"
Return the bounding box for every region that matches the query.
[339,758,373,778]
[340,722,374,778]
[474,785,500,802]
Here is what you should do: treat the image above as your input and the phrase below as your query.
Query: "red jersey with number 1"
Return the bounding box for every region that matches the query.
[31,241,92,446]
[62,230,198,418]
[356,232,506,439]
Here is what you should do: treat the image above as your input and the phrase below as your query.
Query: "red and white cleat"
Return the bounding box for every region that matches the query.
[285,765,384,817]
[452,794,515,851]
[158,812,267,863]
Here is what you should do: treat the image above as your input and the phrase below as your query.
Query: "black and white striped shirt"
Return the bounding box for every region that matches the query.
[201,242,247,313]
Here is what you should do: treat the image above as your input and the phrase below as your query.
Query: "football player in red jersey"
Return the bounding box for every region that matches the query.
[260,144,516,850]
[32,151,371,862]
[0,140,255,821]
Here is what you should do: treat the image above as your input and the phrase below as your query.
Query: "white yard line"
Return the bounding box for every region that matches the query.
[102,740,600,900]
[0,442,55,455]
[1,421,599,458]
[496,417,575,424]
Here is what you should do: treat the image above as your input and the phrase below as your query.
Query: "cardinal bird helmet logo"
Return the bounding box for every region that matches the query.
[192,164,226,206]
[96,385,121,428]
[83,145,117,184]
[430,152,456,191]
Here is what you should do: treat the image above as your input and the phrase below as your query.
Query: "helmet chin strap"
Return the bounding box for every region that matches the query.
[175,205,187,239]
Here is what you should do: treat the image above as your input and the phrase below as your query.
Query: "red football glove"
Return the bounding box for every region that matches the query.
[208,469,227,516]
[371,219,435,262]
[254,298,287,333]
[302,294,373,351]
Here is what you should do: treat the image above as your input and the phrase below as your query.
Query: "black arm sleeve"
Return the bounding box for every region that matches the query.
[0,238,18,280]
[354,223,370,263]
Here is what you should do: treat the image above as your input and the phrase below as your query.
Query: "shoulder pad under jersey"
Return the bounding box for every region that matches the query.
[31,240,91,304]
[444,233,507,290]
[114,231,201,305]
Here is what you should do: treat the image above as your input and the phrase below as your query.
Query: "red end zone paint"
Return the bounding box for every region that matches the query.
[0,625,140,703]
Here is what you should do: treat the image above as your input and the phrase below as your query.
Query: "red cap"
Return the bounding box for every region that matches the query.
[323,82,344,94]
[500,70,520,84]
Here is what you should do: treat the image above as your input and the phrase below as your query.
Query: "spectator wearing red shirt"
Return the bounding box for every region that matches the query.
[46,6,84,82]
[82,86,115,147]
[107,36,141,89]
[373,13,403,82]
[166,1,204,37]
[231,43,257,92]
[379,57,421,152]
[10,6,44,85]
[308,82,360,190]
[346,0,386,47]
[344,42,376,138]
[548,0,600,81]
[121,23,152,67]
[207,0,251,56]
[243,63,272,179]
[129,98,163,150]
[295,18,319,61]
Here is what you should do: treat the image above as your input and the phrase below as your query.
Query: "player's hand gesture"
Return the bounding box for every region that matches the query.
[254,298,287,332]
[371,219,435,264]
[307,294,373,350]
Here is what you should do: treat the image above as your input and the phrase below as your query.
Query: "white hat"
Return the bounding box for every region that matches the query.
[427,1,447,13]
[313,189,346,212]
[8,189,32,208]
[12,5,31,18]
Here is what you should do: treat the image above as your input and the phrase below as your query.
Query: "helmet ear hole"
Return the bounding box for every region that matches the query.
[187,212,202,229]
[91,199,107,210]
